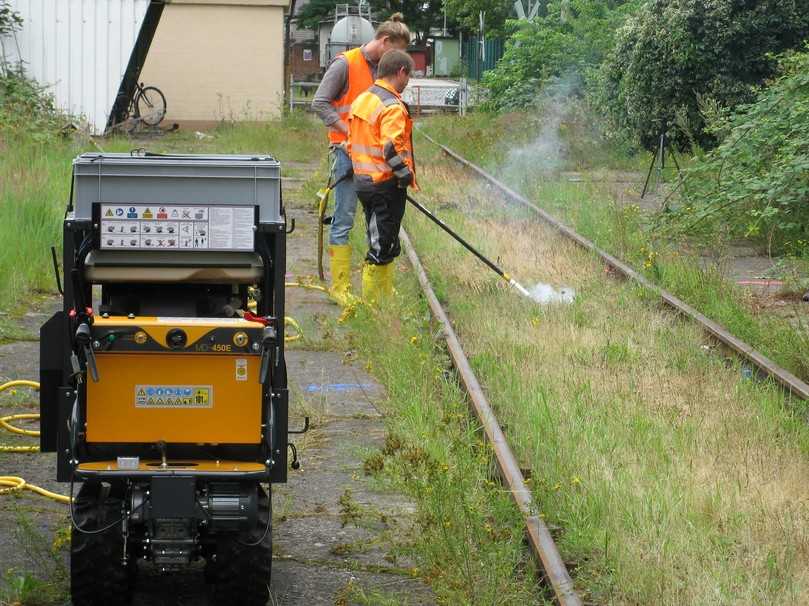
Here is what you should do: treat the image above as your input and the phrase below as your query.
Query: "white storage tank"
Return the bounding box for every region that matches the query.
[319,3,374,67]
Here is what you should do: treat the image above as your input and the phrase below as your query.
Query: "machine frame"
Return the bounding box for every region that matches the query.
[39,152,295,606]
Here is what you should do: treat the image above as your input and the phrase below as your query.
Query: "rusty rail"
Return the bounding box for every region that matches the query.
[418,131,809,401]
[401,229,583,605]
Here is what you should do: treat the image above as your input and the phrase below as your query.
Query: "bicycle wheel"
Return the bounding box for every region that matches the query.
[135,86,166,127]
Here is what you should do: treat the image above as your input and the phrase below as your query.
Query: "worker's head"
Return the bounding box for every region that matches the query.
[367,13,410,59]
[378,49,414,93]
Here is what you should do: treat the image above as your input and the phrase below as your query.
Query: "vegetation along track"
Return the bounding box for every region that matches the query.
[418,131,809,403]
[400,229,582,606]
[399,128,809,603]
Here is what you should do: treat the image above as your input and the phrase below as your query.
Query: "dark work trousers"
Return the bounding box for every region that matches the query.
[357,182,406,266]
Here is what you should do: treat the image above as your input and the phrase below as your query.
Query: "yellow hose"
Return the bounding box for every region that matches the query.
[286,280,330,295]
[245,282,329,342]
[0,379,40,395]
[0,380,71,502]
[0,445,40,453]
[1,412,40,436]
[284,316,303,342]
[0,476,71,504]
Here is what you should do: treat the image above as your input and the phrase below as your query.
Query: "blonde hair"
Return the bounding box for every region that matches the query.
[378,49,414,78]
[375,12,410,45]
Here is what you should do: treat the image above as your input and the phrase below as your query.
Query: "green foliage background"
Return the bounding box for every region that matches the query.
[441,0,513,36]
[481,0,640,111]
[294,0,448,41]
[599,0,809,150]
[665,49,809,254]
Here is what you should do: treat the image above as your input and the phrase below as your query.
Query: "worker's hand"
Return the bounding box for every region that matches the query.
[329,121,349,136]
[397,173,413,189]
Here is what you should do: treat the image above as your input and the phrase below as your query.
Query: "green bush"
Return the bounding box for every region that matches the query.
[480,0,641,111]
[664,49,809,254]
[1,3,64,140]
[599,0,809,150]
[0,71,64,140]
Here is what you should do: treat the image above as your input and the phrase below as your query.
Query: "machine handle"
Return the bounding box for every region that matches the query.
[83,345,99,383]
[75,323,99,383]
[258,326,277,384]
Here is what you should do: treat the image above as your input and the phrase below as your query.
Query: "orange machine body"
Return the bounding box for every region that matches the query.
[86,316,264,444]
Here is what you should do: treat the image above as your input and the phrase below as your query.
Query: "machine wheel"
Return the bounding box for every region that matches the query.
[70,481,134,606]
[213,484,272,606]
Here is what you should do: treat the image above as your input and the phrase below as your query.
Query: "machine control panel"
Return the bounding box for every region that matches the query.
[99,204,255,251]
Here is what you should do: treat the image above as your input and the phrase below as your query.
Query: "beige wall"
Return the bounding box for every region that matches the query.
[140,1,288,126]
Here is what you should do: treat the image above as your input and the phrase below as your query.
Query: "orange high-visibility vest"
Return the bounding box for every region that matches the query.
[348,80,418,191]
[328,47,374,145]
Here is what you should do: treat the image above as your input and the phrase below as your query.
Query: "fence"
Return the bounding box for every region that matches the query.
[288,75,470,116]
[462,36,505,80]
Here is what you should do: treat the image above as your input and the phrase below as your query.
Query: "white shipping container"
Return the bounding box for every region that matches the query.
[1,0,151,133]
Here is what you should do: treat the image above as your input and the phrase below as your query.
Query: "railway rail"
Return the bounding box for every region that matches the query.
[418,130,809,402]
[401,230,583,606]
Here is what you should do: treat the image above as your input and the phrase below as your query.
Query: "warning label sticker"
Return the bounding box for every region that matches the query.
[100,204,254,251]
[135,385,213,408]
[235,359,248,382]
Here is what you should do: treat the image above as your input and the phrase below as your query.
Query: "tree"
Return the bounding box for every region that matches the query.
[481,0,640,110]
[295,0,342,31]
[599,0,809,150]
[294,0,449,43]
[375,0,448,42]
[443,0,513,36]
[665,49,809,254]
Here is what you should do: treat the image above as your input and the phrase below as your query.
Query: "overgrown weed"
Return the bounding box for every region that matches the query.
[0,511,69,605]
[399,157,809,603]
[419,113,809,379]
[343,253,546,603]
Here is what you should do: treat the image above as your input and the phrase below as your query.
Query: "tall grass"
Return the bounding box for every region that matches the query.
[419,112,809,380]
[345,267,545,604]
[395,164,809,603]
[0,136,76,309]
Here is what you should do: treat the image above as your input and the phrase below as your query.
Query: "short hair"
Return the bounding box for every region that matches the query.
[375,12,410,45]
[378,49,414,79]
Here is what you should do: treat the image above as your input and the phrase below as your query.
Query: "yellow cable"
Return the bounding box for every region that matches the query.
[0,476,71,504]
[0,380,70,503]
[1,380,41,449]
[0,379,40,393]
[1,413,40,436]
[286,280,330,294]
[0,445,39,453]
[247,284,328,342]
[284,316,303,342]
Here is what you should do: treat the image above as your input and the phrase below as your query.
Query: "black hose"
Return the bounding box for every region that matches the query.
[406,195,508,280]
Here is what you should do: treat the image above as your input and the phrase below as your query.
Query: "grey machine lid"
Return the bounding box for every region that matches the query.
[72,152,283,226]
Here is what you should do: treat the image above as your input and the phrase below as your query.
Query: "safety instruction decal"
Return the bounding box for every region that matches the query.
[100,204,254,251]
[135,385,213,408]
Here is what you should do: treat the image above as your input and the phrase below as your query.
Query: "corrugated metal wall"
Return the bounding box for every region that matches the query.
[462,36,505,80]
[1,0,150,133]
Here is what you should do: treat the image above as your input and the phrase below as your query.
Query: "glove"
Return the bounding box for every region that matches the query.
[397,172,413,189]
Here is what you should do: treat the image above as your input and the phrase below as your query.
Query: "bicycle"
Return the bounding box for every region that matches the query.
[113,82,167,131]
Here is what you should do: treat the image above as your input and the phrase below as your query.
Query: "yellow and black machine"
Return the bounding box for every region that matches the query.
[39,152,300,605]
